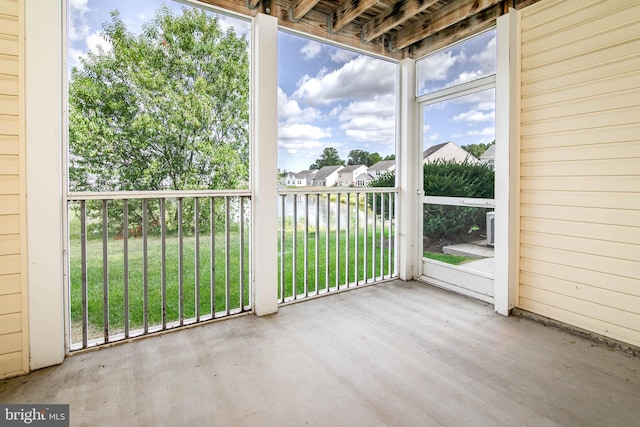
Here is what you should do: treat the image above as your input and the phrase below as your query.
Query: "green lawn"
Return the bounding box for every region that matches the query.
[69,208,395,343]
[422,251,476,265]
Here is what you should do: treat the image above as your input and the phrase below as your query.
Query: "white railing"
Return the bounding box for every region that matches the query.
[66,190,251,351]
[277,187,398,303]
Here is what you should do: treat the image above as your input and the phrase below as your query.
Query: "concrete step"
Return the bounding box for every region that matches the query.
[443,240,494,259]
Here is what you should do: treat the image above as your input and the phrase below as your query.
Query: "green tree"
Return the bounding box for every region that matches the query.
[69,6,249,193]
[347,149,391,167]
[347,149,370,166]
[461,141,495,159]
[310,147,345,169]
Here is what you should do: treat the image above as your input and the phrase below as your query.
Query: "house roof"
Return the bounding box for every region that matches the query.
[312,165,343,180]
[355,173,374,181]
[294,170,314,179]
[423,142,449,159]
[201,1,542,60]
[368,160,396,171]
[480,144,496,160]
[340,164,366,173]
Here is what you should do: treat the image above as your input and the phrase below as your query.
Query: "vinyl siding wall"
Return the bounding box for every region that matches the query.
[0,0,26,378]
[519,0,640,346]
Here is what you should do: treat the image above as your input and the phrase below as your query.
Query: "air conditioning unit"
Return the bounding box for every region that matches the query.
[486,211,495,247]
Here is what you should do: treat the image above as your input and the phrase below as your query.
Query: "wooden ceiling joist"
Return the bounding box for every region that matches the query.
[329,0,379,33]
[361,0,441,43]
[389,0,503,52]
[199,0,542,60]
[290,0,321,21]
[408,2,502,58]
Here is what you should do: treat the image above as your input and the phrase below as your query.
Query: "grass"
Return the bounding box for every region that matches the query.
[69,205,394,342]
[423,251,476,265]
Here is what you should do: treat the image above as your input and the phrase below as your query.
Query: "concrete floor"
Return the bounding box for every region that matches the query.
[1,280,638,427]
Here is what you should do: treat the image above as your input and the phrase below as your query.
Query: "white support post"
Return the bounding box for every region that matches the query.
[25,0,65,368]
[397,58,420,281]
[251,13,278,316]
[494,10,520,316]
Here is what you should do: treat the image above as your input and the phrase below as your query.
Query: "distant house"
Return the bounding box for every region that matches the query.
[367,160,396,178]
[310,165,343,187]
[479,144,496,168]
[423,141,479,164]
[337,165,367,187]
[354,173,375,187]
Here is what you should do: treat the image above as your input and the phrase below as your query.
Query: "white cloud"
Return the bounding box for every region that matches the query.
[301,41,323,60]
[470,36,496,65]
[278,87,321,124]
[448,70,485,87]
[68,0,90,42]
[293,55,395,105]
[86,31,112,54]
[466,127,495,136]
[330,49,358,64]
[278,124,331,154]
[418,50,458,82]
[337,95,396,147]
[452,109,495,122]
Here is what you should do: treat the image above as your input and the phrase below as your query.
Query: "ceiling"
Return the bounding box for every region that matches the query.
[199,0,541,59]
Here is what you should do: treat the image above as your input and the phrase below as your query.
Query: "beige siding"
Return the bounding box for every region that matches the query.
[0,0,25,378]
[519,0,640,347]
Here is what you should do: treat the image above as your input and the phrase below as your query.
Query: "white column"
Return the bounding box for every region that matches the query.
[397,58,420,281]
[25,0,65,368]
[251,13,278,316]
[494,10,520,316]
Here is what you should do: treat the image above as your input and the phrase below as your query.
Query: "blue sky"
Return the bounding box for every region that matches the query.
[69,0,495,174]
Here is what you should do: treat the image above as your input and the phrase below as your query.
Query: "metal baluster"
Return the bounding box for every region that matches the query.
[363,194,368,284]
[292,194,297,300]
[355,193,359,286]
[325,194,330,292]
[123,200,129,338]
[388,193,393,278]
[160,199,167,329]
[178,198,184,326]
[380,193,385,279]
[195,198,200,322]
[345,193,350,287]
[304,194,309,298]
[80,200,88,348]
[372,194,376,282]
[142,199,149,333]
[335,193,340,290]
[225,196,230,315]
[314,194,320,295]
[102,200,109,343]
[280,195,285,303]
[210,197,216,318]
[240,197,245,311]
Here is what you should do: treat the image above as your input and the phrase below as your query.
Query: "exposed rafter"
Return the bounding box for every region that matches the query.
[329,0,379,34]
[389,0,503,52]
[290,0,321,21]
[198,0,542,60]
[361,0,440,43]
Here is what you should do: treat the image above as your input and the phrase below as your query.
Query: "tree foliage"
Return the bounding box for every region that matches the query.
[461,140,495,160]
[347,149,393,167]
[369,159,495,239]
[310,147,345,169]
[69,6,250,192]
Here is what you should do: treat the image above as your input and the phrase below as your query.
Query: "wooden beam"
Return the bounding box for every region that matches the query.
[407,3,502,58]
[329,0,378,33]
[361,0,440,42]
[389,0,502,52]
[275,4,404,60]
[247,0,261,10]
[290,0,321,21]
